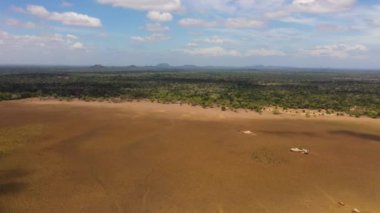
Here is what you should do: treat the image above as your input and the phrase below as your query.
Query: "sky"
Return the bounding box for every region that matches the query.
[0,0,380,68]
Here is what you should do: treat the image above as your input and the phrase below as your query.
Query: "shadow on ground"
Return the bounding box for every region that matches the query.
[260,130,317,137]
[0,182,27,196]
[329,130,380,142]
[0,169,30,196]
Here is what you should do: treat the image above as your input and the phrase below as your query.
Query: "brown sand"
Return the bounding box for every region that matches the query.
[0,99,379,213]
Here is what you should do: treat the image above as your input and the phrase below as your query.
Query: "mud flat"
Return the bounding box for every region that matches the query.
[0,99,379,213]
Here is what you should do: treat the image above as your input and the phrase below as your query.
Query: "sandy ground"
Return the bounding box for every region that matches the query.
[0,99,380,213]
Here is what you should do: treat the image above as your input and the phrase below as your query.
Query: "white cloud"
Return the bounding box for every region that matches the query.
[147,11,173,22]
[66,34,78,40]
[292,0,356,14]
[131,34,170,42]
[179,18,263,28]
[280,16,316,25]
[307,44,367,58]
[183,46,241,57]
[246,48,285,56]
[0,30,84,50]
[5,19,37,29]
[198,36,233,44]
[97,0,181,12]
[27,5,50,17]
[178,18,217,27]
[62,1,73,7]
[315,24,354,32]
[144,23,170,32]
[71,42,84,49]
[186,42,198,47]
[185,0,285,14]
[268,0,357,22]
[224,18,264,28]
[26,5,102,28]
[0,30,89,65]
[264,10,289,20]
[185,0,236,14]
[10,5,25,13]
[258,28,308,41]
[373,18,380,26]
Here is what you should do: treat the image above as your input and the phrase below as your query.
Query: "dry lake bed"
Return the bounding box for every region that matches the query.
[0,99,380,213]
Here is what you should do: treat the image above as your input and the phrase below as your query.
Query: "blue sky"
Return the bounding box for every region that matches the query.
[0,0,380,68]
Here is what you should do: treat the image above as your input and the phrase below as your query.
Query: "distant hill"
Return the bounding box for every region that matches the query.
[156,63,171,68]
[91,64,105,69]
[181,65,198,69]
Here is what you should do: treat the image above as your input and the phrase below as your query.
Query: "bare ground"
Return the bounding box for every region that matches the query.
[0,99,380,213]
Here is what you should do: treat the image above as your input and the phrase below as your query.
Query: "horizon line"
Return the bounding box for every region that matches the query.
[0,64,380,71]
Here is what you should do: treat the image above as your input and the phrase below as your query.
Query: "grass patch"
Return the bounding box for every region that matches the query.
[0,124,45,157]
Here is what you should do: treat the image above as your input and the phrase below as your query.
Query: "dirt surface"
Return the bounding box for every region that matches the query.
[1,99,380,213]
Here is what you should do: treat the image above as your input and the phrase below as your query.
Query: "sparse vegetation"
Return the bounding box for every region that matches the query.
[0,67,379,118]
[0,124,44,156]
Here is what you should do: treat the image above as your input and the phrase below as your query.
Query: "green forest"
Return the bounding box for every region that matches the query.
[1,66,380,118]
